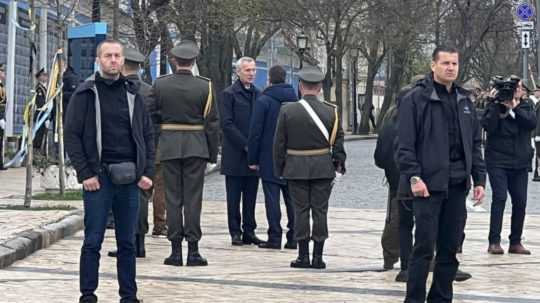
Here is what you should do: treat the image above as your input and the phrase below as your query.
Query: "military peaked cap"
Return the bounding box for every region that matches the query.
[170,40,200,60]
[124,47,145,63]
[298,65,324,83]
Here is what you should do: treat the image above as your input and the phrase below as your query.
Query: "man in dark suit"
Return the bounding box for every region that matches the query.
[247,65,297,250]
[150,40,219,266]
[219,57,265,246]
[273,65,346,269]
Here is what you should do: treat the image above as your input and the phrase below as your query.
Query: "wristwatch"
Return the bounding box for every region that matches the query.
[410,176,422,185]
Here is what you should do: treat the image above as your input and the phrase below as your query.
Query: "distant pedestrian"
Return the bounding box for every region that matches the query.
[0,63,6,170]
[33,68,48,152]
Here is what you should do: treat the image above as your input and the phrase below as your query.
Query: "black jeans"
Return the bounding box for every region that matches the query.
[80,171,139,301]
[487,167,529,245]
[262,181,295,244]
[225,176,259,236]
[405,183,467,303]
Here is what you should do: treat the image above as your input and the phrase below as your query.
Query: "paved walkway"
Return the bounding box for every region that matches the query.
[1,201,539,303]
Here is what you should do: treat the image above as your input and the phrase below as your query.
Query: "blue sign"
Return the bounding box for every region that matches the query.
[516,2,535,21]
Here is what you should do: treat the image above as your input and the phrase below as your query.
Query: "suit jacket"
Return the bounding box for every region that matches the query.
[273,95,346,180]
[149,70,219,163]
[219,79,261,176]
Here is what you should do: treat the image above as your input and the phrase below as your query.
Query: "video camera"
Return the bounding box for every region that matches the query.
[490,75,520,102]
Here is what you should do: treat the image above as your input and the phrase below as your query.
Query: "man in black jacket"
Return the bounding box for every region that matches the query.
[482,79,537,255]
[398,46,486,303]
[65,39,154,303]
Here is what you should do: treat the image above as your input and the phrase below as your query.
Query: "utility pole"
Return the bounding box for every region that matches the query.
[25,0,38,207]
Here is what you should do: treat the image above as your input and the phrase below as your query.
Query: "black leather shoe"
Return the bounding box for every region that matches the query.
[164,241,183,266]
[284,240,297,250]
[395,270,408,282]
[290,256,311,268]
[242,233,265,245]
[108,250,118,258]
[258,242,281,249]
[79,294,97,303]
[186,241,208,266]
[231,234,243,246]
[454,269,472,282]
[311,256,326,269]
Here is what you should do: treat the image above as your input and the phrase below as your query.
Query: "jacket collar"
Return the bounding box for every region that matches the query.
[423,73,468,104]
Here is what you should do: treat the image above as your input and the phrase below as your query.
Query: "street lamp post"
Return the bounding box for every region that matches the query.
[296,32,308,98]
[350,47,359,134]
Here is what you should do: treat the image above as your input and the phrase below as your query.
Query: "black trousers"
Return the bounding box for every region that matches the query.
[405,183,467,303]
[399,199,414,271]
[137,188,151,236]
[262,181,295,244]
[288,179,333,242]
[163,157,207,242]
[225,175,259,236]
[381,187,400,264]
[487,167,528,245]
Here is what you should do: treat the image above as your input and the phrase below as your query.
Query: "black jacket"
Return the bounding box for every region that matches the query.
[397,74,486,197]
[65,73,155,183]
[482,100,536,170]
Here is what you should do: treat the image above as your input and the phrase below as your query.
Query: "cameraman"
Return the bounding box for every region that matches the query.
[482,78,537,255]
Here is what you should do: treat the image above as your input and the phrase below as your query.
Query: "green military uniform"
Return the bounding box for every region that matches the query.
[273,65,346,269]
[149,40,219,267]
[0,63,6,169]
[34,68,48,151]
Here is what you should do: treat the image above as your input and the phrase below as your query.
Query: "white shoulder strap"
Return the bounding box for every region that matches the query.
[298,99,329,142]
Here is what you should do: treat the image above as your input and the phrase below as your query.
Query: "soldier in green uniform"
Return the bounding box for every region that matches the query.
[149,40,219,267]
[0,63,6,170]
[273,65,346,269]
[108,47,154,258]
[34,68,49,152]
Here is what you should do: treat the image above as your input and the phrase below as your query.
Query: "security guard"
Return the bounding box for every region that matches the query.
[149,40,219,267]
[108,47,153,258]
[273,65,346,269]
[0,63,6,170]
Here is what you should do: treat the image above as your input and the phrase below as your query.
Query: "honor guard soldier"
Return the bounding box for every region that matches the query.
[0,63,6,170]
[273,65,346,269]
[108,47,153,258]
[149,40,219,267]
[34,68,49,152]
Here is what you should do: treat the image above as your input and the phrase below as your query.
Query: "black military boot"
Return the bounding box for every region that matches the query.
[186,241,208,266]
[290,240,311,268]
[311,241,326,269]
[163,240,182,266]
[136,234,146,258]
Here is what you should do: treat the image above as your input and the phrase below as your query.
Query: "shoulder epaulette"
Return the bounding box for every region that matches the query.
[196,75,211,82]
[323,101,337,108]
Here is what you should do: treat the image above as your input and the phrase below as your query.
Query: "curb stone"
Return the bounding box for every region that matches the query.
[0,210,83,269]
[0,163,221,269]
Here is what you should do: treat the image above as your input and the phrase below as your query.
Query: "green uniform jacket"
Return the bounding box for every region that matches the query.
[149,70,219,163]
[273,94,346,179]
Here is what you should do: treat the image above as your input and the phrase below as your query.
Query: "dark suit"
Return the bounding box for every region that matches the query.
[273,95,346,242]
[248,83,297,244]
[149,70,219,243]
[219,79,261,237]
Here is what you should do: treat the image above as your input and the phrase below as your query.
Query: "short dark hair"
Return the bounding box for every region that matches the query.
[432,46,459,62]
[268,65,286,84]
[96,39,124,57]
[172,56,195,68]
